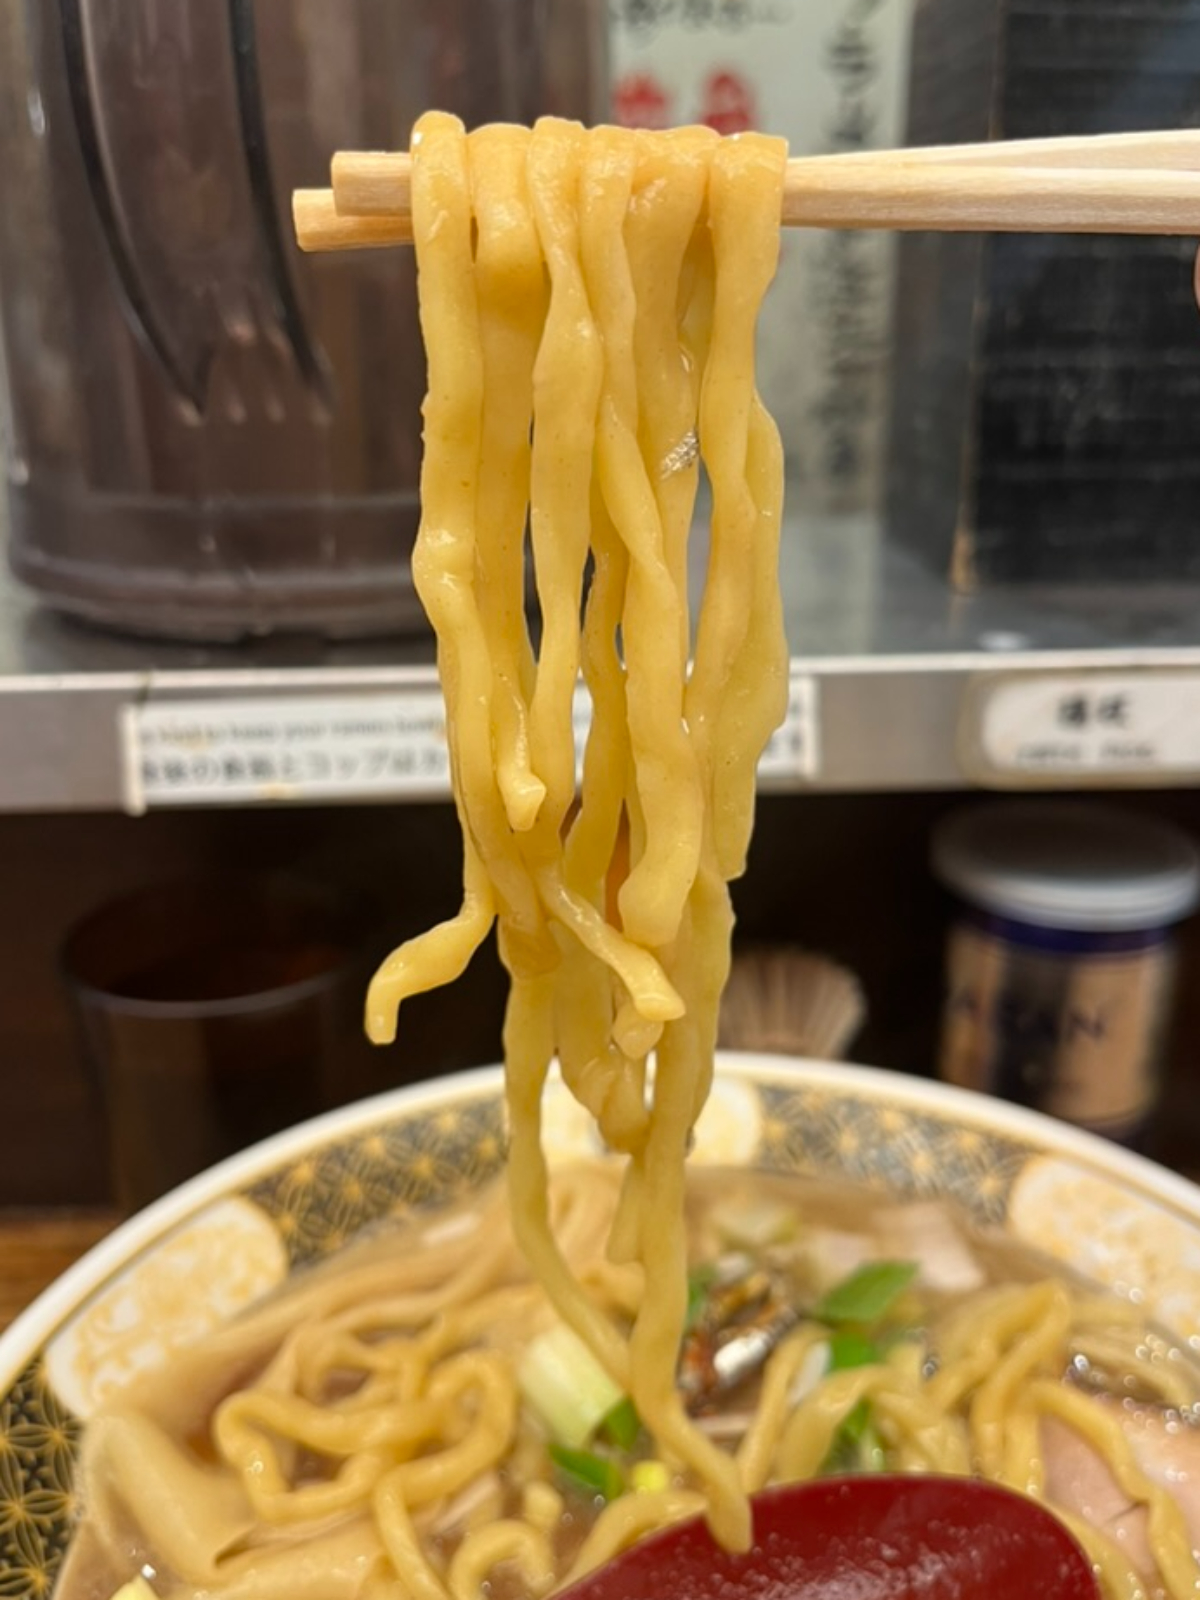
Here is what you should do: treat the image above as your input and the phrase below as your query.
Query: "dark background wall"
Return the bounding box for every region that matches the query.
[4,787,1200,1207]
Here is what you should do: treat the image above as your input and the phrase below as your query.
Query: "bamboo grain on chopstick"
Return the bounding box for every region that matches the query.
[332,150,410,216]
[294,189,412,250]
[779,162,1200,233]
[820,128,1200,171]
[292,134,1200,254]
[328,132,1200,219]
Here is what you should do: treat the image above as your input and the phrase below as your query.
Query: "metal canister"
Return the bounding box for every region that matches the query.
[0,0,607,641]
[932,803,1199,1144]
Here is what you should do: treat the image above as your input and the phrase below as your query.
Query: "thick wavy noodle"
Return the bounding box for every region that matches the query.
[360,111,788,1553]
[61,1167,1200,1600]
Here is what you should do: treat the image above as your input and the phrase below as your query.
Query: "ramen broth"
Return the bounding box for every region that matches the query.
[56,1166,1200,1600]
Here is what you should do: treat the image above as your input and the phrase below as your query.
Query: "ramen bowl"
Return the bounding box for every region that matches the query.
[3,1053,1200,1593]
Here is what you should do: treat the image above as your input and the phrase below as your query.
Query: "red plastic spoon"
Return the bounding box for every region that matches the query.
[558,1476,1101,1600]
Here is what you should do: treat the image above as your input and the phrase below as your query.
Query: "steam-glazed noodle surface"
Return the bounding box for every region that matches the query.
[54,115,1200,1600]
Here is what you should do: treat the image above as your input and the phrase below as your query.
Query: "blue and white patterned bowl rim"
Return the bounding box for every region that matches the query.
[6,1052,1200,1389]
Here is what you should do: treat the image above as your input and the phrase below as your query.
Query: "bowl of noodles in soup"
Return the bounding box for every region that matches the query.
[4,1053,1200,1600]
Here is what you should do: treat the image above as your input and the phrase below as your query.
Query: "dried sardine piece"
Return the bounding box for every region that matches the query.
[679,1255,801,1412]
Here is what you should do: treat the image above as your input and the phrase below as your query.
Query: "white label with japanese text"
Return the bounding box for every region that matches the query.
[974,673,1200,779]
[610,0,914,512]
[124,692,451,810]
[124,675,819,810]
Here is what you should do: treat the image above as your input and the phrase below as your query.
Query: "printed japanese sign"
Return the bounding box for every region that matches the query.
[610,0,916,513]
[966,672,1200,783]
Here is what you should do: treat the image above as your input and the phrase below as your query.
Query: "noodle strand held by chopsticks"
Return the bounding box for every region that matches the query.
[364,110,788,1553]
[502,963,633,1388]
[469,123,547,836]
[365,839,494,1045]
[687,133,788,855]
[582,124,702,955]
[524,118,601,837]
[626,128,717,681]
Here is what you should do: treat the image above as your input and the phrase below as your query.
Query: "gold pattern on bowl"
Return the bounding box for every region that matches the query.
[0,1361,79,1596]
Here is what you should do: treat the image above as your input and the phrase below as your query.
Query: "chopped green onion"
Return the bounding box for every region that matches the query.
[601,1396,642,1451]
[857,1420,887,1474]
[815,1261,918,1326]
[518,1322,625,1449]
[821,1423,857,1475]
[840,1397,873,1444]
[685,1264,716,1331]
[821,1399,884,1476]
[549,1444,626,1502]
[828,1329,881,1372]
[108,1582,158,1600]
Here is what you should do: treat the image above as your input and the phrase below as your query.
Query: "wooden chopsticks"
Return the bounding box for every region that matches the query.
[292,129,1200,253]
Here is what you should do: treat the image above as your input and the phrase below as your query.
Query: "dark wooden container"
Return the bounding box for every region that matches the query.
[887,0,1200,587]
